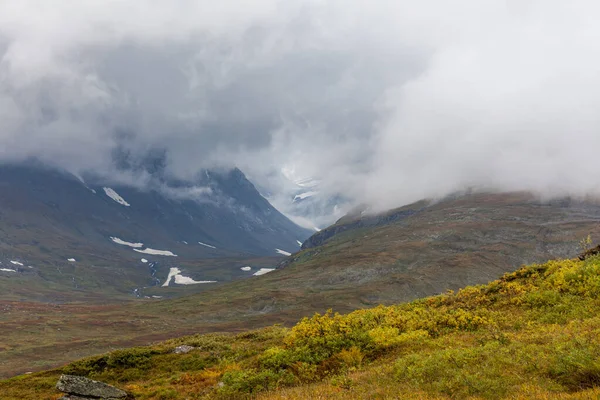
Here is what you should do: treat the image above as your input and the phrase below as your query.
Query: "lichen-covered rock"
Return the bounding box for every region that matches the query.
[59,393,124,399]
[56,375,128,398]
[173,345,195,354]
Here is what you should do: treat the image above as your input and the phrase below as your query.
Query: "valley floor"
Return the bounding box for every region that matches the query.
[2,255,600,399]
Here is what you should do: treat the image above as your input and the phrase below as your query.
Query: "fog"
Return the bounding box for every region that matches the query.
[1,0,599,216]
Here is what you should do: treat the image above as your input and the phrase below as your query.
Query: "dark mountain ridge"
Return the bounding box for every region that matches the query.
[0,162,310,301]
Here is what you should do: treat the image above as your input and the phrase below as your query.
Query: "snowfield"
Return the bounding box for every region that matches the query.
[103,187,131,206]
[162,268,178,286]
[198,241,217,249]
[162,267,216,286]
[10,261,23,266]
[134,248,177,257]
[275,249,292,256]
[253,268,275,276]
[111,236,176,256]
[174,275,216,285]
[0,268,16,272]
[110,237,143,248]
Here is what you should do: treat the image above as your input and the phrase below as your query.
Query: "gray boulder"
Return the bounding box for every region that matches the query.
[59,397,121,400]
[56,374,128,399]
[173,345,195,354]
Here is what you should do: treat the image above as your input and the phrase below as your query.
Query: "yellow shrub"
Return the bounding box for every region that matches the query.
[336,346,364,368]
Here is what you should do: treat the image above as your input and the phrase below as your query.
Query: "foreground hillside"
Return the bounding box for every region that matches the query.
[3,254,600,399]
[3,191,600,379]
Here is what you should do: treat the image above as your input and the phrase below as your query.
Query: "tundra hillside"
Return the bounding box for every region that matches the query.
[3,252,600,399]
[3,191,600,379]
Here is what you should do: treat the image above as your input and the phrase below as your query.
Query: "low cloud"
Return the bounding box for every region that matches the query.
[1,1,599,215]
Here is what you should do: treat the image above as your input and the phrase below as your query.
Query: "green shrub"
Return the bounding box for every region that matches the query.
[64,347,160,376]
[258,347,297,371]
[178,354,212,372]
[547,340,600,391]
[218,369,295,395]
[394,345,517,399]
[63,355,108,376]
[524,290,562,308]
[105,348,160,370]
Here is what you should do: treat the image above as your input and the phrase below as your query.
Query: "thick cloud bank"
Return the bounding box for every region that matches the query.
[1,1,599,212]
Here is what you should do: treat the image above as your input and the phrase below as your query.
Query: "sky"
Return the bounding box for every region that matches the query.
[1,0,600,218]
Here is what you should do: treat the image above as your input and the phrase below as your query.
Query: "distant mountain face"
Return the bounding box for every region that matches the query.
[263,168,351,233]
[0,163,310,301]
[262,192,600,309]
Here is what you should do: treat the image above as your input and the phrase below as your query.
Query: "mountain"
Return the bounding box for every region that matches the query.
[0,163,311,301]
[4,253,600,399]
[283,192,600,303]
[3,191,600,378]
[262,168,350,232]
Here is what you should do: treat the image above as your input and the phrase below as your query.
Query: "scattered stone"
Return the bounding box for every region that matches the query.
[578,245,600,260]
[56,375,128,399]
[173,345,196,354]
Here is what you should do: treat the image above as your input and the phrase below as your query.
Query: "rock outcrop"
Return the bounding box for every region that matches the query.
[578,244,600,261]
[173,345,196,354]
[56,374,128,399]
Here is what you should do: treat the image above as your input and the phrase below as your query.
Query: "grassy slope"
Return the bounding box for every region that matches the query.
[3,254,600,399]
[3,192,600,379]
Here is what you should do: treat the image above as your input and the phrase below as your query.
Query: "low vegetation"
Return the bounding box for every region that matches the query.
[3,255,600,399]
[5,193,600,380]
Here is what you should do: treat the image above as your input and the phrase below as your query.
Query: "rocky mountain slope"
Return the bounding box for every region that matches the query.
[0,163,310,301]
[279,191,600,304]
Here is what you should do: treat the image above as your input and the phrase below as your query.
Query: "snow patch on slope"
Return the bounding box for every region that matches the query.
[111,237,143,248]
[0,268,16,272]
[10,261,23,266]
[162,267,216,286]
[241,266,252,271]
[67,258,76,262]
[134,248,177,257]
[174,275,216,285]
[275,249,292,256]
[103,187,130,206]
[198,241,216,249]
[253,268,275,276]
